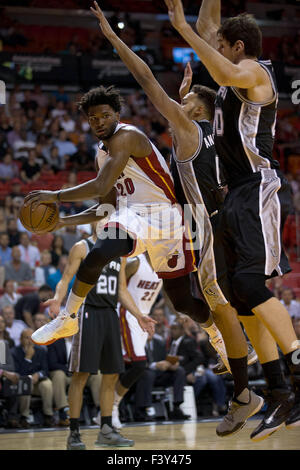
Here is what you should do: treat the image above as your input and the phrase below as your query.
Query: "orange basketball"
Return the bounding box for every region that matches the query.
[19,202,59,234]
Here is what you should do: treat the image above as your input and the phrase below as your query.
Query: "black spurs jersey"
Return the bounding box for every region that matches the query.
[81,238,121,309]
[171,120,225,218]
[213,59,280,187]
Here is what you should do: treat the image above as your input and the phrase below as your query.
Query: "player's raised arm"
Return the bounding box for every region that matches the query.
[179,61,193,101]
[164,0,263,89]
[90,1,190,131]
[196,0,221,49]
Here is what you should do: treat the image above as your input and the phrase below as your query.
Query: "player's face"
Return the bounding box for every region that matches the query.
[217,35,236,63]
[88,104,120,140]
[181,92,205,120]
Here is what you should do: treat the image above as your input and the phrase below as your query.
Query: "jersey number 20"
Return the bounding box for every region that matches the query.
[214,108,224,137]
[96,275,117,296]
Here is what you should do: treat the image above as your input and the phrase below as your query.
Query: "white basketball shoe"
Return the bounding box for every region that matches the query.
[31,309,78,345]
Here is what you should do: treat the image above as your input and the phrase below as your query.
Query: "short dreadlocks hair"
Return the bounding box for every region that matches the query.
[191,85,216,121]
[218,13,262,58]
[78,85,124,114]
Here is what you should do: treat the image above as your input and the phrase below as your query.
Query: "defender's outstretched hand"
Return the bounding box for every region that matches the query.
[24,190,57,210]
[164,0,188,32]
[90,1,115,39]
[137,315,157,336]
[179,61,193,100]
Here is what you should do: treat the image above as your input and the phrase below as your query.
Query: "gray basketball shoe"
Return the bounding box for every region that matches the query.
[95,424,134,447]
[216,390,264,437]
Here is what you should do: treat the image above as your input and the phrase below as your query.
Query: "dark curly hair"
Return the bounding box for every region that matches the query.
[218,13,262,58]
[78,85,124,115]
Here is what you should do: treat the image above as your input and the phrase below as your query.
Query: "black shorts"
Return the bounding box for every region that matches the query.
[69,305,124,375]
[219,169,292,280]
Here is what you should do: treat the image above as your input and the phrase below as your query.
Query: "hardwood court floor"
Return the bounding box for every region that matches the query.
[0,419,299,450]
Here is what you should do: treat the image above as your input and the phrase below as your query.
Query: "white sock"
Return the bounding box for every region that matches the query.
[65,291,85,316]
[114,390,123,407]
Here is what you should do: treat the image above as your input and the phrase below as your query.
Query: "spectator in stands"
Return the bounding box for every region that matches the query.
[133,331,188,421]
[46,255,69,291]
[60,112,75,133]
[52,86,69,105]
[61,226,80,251]
[10,179,24,198]
[35,250,56,287]
[14,284,53,329]
[33,313,48,332]
[280,288,300,320]
[4,245,33,288]
[1,305,26,347]
[20,90,38,117]
[0,280,21,310]
[0,208,7,233]
[12,129,35,161]
[61,170,78,190]
[3,196,14,219]
[12,328,55,428]
[151,306,170,342]
[69,141,95,171]
[7,218,20,247]
[293,317,300,341]
[0,320,20,429]
[31,232,54,253]
[0,152,19,181]
[7,120,22,148]
[47,338,71,426]
[30,85,49,109]
[20,148,41,183]
[0,232,12,266]
[54,129,77,162]
[18,232,41,270]
[0,313,14,348]
[50,235,68,267]
[47,145,65,172]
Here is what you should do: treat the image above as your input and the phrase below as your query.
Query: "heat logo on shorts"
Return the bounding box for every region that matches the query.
[167,251,179,268]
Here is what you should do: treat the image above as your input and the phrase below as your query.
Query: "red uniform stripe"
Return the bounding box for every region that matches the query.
[134,149,177,204]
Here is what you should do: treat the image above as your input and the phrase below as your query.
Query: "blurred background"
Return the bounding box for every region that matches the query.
[0,0,299,429]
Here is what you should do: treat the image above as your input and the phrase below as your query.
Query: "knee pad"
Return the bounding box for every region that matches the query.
[120,360,147,389]
[232,273,273,311]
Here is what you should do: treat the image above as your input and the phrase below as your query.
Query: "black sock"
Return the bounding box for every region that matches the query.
[261,360,287,391]
[284,350,300,391]
[101,416,112,429]
[70,418,79,432]
[228,356,249,400]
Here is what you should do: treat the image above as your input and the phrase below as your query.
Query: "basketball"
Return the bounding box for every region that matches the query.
[19,202,59,234]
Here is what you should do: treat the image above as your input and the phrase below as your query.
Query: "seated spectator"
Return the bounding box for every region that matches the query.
[10,179,24,199]
[61,226,80,252]
[47,145,65,172]
[4,246,34,287]
[18,232,41,270]
[60,112,75,133]
[50,235,68,267]
[2,305,26,347]
[4,196,14,219]
[151,305,170,342]
[61,170,77,190]
[0,152,19,181]
[0,208,7,233]
[14,284,53,329]
[47,338,71,426]
[31,232,54,253]
[0,232,12,266]
[20,148,41,183]
[12,129,35,161]
[0,279,21,310]
[0,323,20,428]
[280,288,300,320]
[7,217,21,247]
[33,313,48,332]
[12,328,55,428]
[0,313,14,348]
[46,255,69,291]
[54,129,77,162]
[133,331,188,421]
[35,250,57,287]
[69,142,95,171]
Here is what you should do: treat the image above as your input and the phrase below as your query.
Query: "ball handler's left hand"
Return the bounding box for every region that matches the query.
[24,190,57,210]
[137,315,157,336]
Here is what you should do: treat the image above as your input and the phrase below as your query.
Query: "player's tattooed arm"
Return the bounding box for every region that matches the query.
[196,0,221,49]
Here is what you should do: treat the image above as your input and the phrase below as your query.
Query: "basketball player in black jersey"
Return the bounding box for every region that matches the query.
[89,1,265,436]
[45,224,136,449]
[165,0,300,440]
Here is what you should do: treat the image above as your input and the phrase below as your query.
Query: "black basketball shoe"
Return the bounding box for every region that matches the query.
[250,388,295,442]
[67,430,86,450]
[286,387,300,429]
